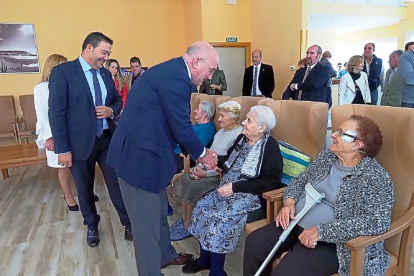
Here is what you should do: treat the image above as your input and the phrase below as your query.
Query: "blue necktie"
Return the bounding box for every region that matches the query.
[90,69,103,137]
[252,66,258,96]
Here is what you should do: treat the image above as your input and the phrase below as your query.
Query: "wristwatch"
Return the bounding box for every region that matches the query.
[109,108,114,119]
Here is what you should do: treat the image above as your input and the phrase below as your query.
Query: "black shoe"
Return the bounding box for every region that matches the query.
[94,194,99,202]
[63,196,79,212]
[125,227,133,241]
[87,228,100,248]
[182,258,209,274]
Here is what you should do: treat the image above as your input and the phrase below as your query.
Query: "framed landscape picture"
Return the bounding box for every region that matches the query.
[0,23,40,74]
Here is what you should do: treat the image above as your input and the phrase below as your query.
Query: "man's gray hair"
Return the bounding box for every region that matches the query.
[250,105,276,133]
[391,50,404,58]
[218,100,241,123]
[200,101,215,120]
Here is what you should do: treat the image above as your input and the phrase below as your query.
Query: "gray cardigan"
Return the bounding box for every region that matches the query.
[284,150,394,276]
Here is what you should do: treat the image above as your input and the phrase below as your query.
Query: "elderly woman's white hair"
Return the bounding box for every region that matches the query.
[218,100,241,123]
[200,101,215,120]
[250,105,276,133]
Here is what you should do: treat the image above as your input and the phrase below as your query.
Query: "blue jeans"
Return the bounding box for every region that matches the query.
[370,88,378,105]
[401,102,414,108]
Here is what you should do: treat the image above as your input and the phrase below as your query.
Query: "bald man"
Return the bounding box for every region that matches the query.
[107,41,219,276]
[242,50,275,98]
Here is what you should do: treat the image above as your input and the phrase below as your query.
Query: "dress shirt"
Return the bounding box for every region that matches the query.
[251,63,262,96]
[182,57,206,158]
[78,55,108,130]
[388,68,398,85]
[295,63,317,90]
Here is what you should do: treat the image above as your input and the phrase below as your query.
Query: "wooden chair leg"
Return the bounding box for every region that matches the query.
[2,169,9,179]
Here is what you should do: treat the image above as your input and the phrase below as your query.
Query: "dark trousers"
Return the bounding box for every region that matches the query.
[243,223,339,276]
[70,130,130,229]
[119,178,177,276]
[326,86,332,109]
[371,88,378,105]
[401,102,414,108]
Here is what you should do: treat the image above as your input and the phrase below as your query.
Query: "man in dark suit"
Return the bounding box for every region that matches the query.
[49,32,131,248]
[107,41,218,276]
[287,45,330,102]
[242,50,275,98]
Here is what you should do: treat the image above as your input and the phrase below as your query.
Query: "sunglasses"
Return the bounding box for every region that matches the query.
[337,129,360,143]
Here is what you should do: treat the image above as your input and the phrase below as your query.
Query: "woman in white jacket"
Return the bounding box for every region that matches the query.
[34,54,79,211]
[338,55,371,105]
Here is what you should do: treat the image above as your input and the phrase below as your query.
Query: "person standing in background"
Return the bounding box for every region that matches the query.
[199,67,227,95]
[319,51,337,108]
[380,50,403,107]
[362,43,385,105]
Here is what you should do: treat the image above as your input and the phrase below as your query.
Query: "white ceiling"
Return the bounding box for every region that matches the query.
[308,0,407,34]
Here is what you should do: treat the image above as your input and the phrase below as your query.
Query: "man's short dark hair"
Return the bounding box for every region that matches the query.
[405,41,414,51]
[337,63,342,66]
[82,32,113,52]
[130,56,141,65]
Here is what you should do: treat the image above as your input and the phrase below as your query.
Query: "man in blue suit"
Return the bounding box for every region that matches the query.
[107,41,218,276]
[287,45,330,102]
[49,32,131,248]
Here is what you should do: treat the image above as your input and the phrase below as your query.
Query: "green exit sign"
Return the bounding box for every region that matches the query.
[226,37,238,42]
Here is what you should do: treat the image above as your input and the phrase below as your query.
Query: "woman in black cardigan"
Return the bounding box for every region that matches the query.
[181,105,283,276]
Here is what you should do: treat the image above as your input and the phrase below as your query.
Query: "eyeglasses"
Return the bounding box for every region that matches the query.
[337,129,361,143]
[201,58,217,74]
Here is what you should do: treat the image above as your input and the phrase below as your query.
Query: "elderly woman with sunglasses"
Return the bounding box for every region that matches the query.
[244,115,394,276]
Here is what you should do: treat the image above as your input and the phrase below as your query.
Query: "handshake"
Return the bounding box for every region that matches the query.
[198,148,218,170]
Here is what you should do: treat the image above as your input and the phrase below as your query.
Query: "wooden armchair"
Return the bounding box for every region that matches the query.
[262,104,414,276]
[0,95,19,143]
[17,94,37,143]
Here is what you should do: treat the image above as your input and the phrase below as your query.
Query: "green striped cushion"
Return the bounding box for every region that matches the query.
[278,140,311,185]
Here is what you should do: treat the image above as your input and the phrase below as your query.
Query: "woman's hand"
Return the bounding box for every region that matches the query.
[210,84,221,90]
[218,183,233,197]
[45,137,54,151]
[298,226,319,249]
[189,166,207,179]
[275,198,296,230]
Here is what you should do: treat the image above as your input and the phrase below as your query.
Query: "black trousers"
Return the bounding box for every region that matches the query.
[70,130,130,229]
[243,223,339,276]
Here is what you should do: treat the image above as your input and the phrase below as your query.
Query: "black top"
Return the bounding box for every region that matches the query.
[350,72,365,104]
[131,72,141,87]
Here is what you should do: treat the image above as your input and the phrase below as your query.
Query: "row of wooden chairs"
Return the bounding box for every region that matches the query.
[187,93,414,276]
[0,95,36,144]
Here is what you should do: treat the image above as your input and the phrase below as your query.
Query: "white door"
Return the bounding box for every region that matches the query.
[214,47,246,98]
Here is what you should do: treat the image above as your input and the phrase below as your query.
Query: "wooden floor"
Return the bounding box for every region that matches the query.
[0,136,413,276]
[0,163,246,276]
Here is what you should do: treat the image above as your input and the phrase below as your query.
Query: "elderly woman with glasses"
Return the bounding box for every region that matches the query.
[244,115,394,276]
[181,106,283,276]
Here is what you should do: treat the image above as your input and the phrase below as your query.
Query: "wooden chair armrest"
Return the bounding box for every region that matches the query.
[263,188,286,201]
[346,207,414,251]
[263,188,286,224]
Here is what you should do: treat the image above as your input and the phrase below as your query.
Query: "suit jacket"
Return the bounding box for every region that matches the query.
[242,63,275,98]
[48,58,122,161]
[282,68,305,100]
[106,58,205,193]
[293,63,330,102]
[380,69,402,107]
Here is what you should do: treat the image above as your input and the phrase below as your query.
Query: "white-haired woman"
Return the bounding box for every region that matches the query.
[182,106,284,276]
[170,101,243,241]
[174,101,216,173]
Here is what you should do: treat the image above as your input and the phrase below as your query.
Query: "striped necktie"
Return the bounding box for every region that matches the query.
[252,66,258,96]
[298,66,312,100]
[90,69,103,137]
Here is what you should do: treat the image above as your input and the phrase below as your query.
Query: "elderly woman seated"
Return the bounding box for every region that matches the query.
[170,100,243,241]
[181,106,283,276]
[243,115,394,276]
[174,100,216,173]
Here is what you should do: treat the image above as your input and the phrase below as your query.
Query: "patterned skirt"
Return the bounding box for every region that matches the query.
[175,173,220,206]
[188,191,260,253]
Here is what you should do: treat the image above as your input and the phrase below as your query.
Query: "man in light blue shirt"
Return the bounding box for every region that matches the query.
[49,32,131,248]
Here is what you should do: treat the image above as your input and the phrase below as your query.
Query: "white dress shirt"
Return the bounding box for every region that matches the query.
[251,63,262,96]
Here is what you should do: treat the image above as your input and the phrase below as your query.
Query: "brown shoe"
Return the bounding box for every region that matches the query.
[161,252,194,269]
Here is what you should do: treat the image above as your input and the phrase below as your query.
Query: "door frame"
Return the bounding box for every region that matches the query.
[210,42,251,67]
